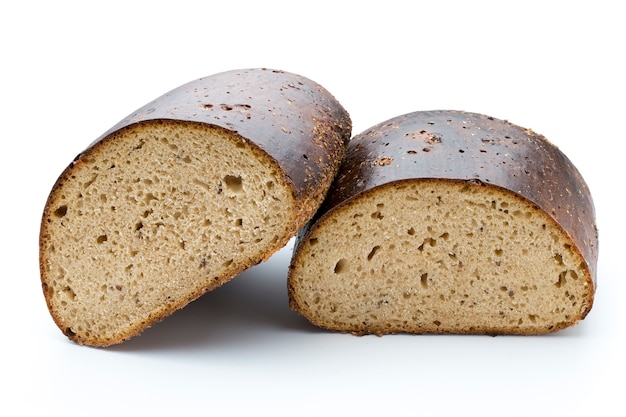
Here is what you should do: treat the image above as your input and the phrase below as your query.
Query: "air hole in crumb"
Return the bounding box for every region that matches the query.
[420,273,429,288]
[224,175,243,193]
[96,235,108,244]
[63,286,76,300]
[235,218,243,227]
[494,249,503,256]
[418,238,436,251]
[334,259,348,274]
[309,238,318,246]
[144,193,158,204]
[371,204,384,219]
[553,253,564,266]
[408,227,415,235]
[556,271,567,288]
[367,246,381,261]
[54,205,68,218]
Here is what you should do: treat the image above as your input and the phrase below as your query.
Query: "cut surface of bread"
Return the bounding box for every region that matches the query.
[290,180,592,335]
[288,110,597,335]
[42,122,292,344]
[40,69,351,346]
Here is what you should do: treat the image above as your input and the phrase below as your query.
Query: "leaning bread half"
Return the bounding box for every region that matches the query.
[288,110,597,335]
[40,68,351,346]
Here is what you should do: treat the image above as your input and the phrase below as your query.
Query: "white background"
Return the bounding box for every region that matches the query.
[2,1,624,415]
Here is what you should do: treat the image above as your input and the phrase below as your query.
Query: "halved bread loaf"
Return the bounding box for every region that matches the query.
[40,68,351,346]
[288,110,597,335]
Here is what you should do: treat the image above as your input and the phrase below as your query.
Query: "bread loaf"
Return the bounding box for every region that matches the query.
[288,110,597,335]
[40,68,351,346]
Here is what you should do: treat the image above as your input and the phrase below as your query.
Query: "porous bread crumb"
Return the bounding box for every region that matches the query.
[289,180,593,335]
[40,121,295,346]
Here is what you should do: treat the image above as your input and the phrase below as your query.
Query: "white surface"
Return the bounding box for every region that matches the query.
[2,1,624,416]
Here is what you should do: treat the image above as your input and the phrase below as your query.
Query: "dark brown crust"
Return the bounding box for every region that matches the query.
[293,110,597,304]
[40,69,351,345]
[86,68,351,229]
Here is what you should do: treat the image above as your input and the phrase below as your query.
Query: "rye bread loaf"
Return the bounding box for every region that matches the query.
[40,68,351,346]
[288,110,597,335]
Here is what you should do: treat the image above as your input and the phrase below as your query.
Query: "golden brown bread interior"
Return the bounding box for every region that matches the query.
[40,69,351,346]
[288,110,597,335]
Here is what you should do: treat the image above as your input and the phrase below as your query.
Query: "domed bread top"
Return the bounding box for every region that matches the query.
[40,68,351,346]
[289,110,597,336]
[92,68,351,227]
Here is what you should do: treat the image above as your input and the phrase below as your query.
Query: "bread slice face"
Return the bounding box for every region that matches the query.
[40,69,351,346]
[288,110,597,335]
[41,122,294,345]
[289,180,593,335]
